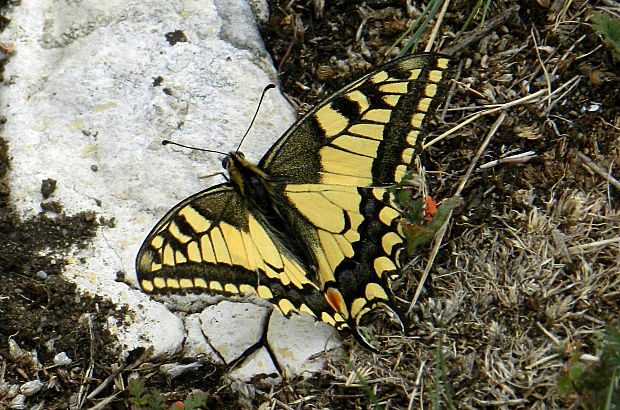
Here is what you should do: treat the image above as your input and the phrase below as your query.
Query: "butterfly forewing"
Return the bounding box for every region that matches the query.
[260,54,451,187]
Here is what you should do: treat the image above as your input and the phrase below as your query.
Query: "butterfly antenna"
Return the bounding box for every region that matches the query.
[161,140,227,156]
[236,83,276,152]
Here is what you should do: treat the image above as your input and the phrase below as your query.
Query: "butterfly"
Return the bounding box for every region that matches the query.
[136,53,452,352]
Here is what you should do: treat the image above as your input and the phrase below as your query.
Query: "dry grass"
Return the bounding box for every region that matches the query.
[250,1,620,409]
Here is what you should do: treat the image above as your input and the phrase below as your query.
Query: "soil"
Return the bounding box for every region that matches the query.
[1,1,618,409]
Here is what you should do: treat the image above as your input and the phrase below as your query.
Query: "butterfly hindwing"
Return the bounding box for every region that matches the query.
[280,184,406,329]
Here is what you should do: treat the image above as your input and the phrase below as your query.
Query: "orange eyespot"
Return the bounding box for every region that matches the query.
[324,287,349,318]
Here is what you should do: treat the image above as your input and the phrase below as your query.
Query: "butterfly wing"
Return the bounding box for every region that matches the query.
[136,184,333,321]
[260,53,452,187]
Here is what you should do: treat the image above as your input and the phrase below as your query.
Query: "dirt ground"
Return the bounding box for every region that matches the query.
[1,1,618,409]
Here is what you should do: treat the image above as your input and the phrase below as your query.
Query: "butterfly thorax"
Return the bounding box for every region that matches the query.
[223,151,310,257]
[223,152,275,213]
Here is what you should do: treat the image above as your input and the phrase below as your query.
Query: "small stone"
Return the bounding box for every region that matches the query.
[8,394,26,409]
[20,380,44,396]
[53,352,72,366]
[40,178,57,199]
[34,270,48,280]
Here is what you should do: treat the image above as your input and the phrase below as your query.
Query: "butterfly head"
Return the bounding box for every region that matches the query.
[223,151,267,177]
[221,151,243,171]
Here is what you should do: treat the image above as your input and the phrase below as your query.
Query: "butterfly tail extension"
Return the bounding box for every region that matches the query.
[325,282,406,353]
[352,303,407,353]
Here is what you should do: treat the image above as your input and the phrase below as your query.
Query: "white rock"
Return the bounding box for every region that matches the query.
[34,270,48,280]
[200,301,269,364]
[226,347,281,384]
[267,310,342,377]
[53,352,72,366]
[0,0,292,355]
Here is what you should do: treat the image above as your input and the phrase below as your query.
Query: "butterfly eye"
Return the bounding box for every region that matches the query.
[222,156,230,169]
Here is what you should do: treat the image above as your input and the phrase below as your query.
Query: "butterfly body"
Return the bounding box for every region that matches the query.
[137,54,452,351]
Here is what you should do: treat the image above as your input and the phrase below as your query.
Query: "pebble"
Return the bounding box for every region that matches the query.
[35,270,48,280]
[53,352,72,366]
[20,380,44,396]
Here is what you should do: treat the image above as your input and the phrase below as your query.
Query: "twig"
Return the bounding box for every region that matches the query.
[440,58,463,122]
[407,360,427,410]
[576,152,620,190]
[531,28,553,111]
[406,212,450,311]
[74,314,95,409]
[479,151,537,169]
[84,392,122,410]
[424,75,580,149]
[567,237,620,254]
[525,353,561,370]
[456,112,507,196]
[86,347,152,400]
[542,75,581,116]
[536,321,560,344]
